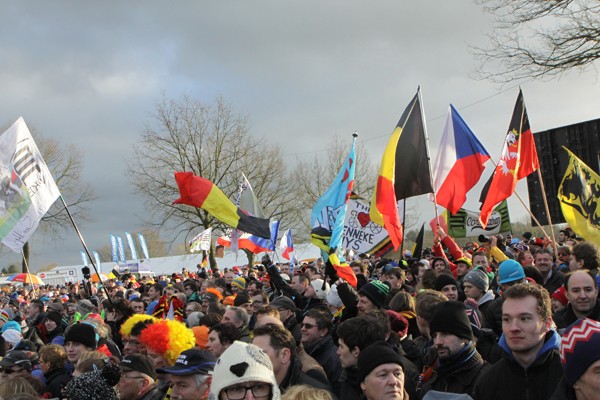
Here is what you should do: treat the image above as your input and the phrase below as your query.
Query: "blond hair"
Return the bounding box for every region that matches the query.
[281,385,332,400]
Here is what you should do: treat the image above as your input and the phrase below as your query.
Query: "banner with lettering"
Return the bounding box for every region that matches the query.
[342,194,399,257]
[444,200,511,238]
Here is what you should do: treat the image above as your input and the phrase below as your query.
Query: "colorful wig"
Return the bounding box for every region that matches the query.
[120,314,157,337]
[205,287,223,301]
[138,319,195,365]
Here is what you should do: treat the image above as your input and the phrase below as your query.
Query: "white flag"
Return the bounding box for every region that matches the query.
[189,227,212,253]
[0,118,60,252]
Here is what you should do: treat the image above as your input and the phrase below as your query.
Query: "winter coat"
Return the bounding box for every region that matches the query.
[554,301,600,331]
[472,330,564,400]
[304,335,342,384]
[549,377,577,400]
[280,356,333,394]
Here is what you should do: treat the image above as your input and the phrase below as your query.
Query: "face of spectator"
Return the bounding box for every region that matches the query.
[558,231,567,243]
[225,272,236,285]
[280,264,291,275]
[573,359,600,399]
[456,263,470,277]
[131,301,145,314]
[0,365,28,381]
[252,295,266,312]
[123,335,146,356]
[169,374,210,400]
[252,335,287,382]
[223,309,242,328]
[118,372,152,400]
[357,295,376,315]
[207,330,228,358]
[535,253,553,276]
[433,260,447,274]
[247,282,260,295]
[558,250,570,264]
[44,318,58,332]
[352,266,363,275]
[569,254,584,272]
[383,274,403,290]
[440,285,458,301]
[290,276,306,294]
[566,271,599,316]
[147,287,160,301]
[26,305,39,319]
[360,363,405,400]
[300,317,326,348]
[463,282,483,301]
[502,295,550,354]
[472,255,488,269]
[520,252,534,267]
[551,298,567,314]
[65,341,90,363]
[433,332,467,360]
[337,338,359,369]
[147,349,167,370]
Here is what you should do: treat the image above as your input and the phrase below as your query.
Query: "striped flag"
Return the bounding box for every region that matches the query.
[125,232,139,260]
[110,234,118,262]
[116,235,126,263]
[138,233,150,259]
[370,90,433,250]
[280,229,295,260]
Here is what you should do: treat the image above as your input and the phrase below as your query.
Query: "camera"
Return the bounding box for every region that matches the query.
[478,234,504,244]
[82,267,91,280]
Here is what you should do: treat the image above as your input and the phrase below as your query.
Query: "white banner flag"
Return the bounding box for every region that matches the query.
[0,118,60,252]
[189,227,212,253]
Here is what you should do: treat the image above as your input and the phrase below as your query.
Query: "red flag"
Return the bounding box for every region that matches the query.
[480,90,539,227]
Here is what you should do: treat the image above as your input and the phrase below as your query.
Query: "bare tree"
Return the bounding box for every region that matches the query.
[128,95,301,265]
[474,0,600,82]
[289,134,378,241]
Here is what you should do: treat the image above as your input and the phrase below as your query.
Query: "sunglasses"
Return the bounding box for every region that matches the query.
[301,323,317,329]
[0,367,22,374]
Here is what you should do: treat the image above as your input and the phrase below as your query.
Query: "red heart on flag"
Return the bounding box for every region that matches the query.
[357,212,371,228]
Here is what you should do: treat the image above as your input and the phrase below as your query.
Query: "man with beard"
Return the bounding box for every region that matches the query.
[419,301,486,398]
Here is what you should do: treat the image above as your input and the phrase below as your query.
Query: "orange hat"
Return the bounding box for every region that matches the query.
[192,325,209,349]
[223,295,235,306]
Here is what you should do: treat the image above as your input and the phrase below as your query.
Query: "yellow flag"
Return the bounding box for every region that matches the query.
[557,147,600,245]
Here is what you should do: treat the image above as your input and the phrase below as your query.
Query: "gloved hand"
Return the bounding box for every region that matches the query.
[261,254,272,268]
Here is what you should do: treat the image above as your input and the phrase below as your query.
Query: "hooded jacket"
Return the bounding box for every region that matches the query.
[472,330,564,400]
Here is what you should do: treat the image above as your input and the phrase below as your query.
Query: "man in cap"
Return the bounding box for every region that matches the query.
[0,350,33,382]
[473,283,564,400]
[118,354,162,400]
[554,270,600,330]
[300,308,342,384]
[551,318,600,399]
[270,296,301,343]
[434,274,460,301]
[210,341,281,400]
[420,301,486,398]
[455,258,473,285]
[462,269,495,318]
[156,349,216,400]
[357,341,408,400]
[64,322,98,366]
[357,280,390,315]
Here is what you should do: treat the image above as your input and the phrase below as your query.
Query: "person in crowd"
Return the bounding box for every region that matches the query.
[0,377,39,399]
[414,290,448,372]
[130,297,147,314]
[64,362,122,400]
[550,318,600,400]
[39,344,70,398]
[300,309,341,384]
[357,341,409,400]
[43,310,65,344]
[535,248,565,295]
[207,323,239,359]
[434,273,460,301]
[281,384,332,400]
[156,349,216,400]
[252,323,332,393]
[270,296,301,343]
[145,284,164,315]
[222,306,251,343]
[0,350,34,381]
[209,341,281,400]
[120,314,157,356]
[473,283,564,400]
[419,301,486,398]
[357,280,390,315]
[569,241,599,274]
[554,270,600,329]
[462,269,495,318]
[485,259,526,336]
[64,322,98,368]
[184,281,202,304]
[118,354,163,400]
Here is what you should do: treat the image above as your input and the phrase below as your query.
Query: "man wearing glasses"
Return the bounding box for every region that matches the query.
[0,350,33,382]
[118,354,162,400]
[156,349,216,400]
[210,341,280,400]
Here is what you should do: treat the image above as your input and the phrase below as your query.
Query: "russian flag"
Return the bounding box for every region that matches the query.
[218,221,280,254]
[432,105,490,215]
[280,229,294,260]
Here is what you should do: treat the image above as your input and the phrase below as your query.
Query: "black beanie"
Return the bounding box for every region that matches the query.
[45,311,63,327]
[358,280,390,309]
[64,323,98,349]
[434,274,458,292]
[429,301,473,340]
[357,341,404,383]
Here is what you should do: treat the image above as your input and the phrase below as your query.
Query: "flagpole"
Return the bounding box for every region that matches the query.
[417,86,441,224]
[59,195,112,304]
[20,251,37,298]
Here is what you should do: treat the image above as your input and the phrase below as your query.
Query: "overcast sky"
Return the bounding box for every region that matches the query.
[2,1,599,270]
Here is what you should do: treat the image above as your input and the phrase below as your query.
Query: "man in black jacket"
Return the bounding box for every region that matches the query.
[252,323,333,394]
[554,270,600,330]
[301,309,342,384]
[472,283,564,400]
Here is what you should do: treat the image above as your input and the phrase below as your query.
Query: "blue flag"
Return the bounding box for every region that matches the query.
[109,234,118,263]
[311,136,357,252]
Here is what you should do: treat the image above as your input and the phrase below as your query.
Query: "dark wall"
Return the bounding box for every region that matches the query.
[527,117,600,226]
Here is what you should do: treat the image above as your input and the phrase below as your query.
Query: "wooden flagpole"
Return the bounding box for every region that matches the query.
[20,252,37,298]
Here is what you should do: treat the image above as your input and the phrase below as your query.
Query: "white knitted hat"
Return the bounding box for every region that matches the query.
[310,279,330,300]
[209,341,280,400]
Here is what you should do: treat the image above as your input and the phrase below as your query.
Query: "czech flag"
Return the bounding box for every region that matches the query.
[280,229,294,260]
[432,105,490,215]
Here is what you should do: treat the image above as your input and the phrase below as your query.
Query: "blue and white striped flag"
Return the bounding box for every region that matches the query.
[109,234,118,263]
[80,250,88,267]
[125,232,138,260]
[138,233,150,259]
[116,235,126,263]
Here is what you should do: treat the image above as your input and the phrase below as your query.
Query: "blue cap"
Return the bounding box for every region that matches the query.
[498,259,525,284]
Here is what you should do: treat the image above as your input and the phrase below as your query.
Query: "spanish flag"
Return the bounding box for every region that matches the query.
[173,172,271,239]
[370,90,432,250]
[558,148,600,245]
